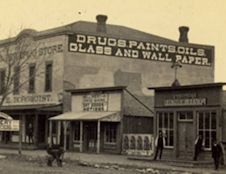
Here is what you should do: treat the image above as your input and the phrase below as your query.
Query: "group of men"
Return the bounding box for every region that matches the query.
[154,131,224,170]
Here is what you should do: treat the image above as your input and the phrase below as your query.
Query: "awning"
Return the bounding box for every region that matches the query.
[49,111,121,122]
[0,112,13,120]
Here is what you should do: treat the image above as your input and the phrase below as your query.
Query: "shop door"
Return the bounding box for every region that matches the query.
[83,122,97,153]
[38,115,47,144]
[177,112,194,159]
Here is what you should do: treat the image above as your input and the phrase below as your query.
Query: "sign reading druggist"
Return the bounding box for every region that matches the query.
[68,34,213,66]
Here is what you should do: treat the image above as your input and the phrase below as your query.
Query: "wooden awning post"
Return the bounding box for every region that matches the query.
[18,116,22,155]
[49,120,52,147]
[97,120,100,153]
[63,121,67,151]
[80,121,83,152]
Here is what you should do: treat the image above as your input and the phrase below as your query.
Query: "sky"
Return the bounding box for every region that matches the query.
[0,0,225,82]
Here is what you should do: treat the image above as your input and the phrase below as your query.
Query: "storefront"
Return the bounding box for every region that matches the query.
[0,93,62,149]
[149,83,226,160]
[49,86,154,154]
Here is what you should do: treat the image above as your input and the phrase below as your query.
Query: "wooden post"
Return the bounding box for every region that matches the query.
[80,121,83,152]
[34,113,38,145]
[63,121,67,151]
[97,121,100,153]
[18,115,22,155]
[49,120,52,147]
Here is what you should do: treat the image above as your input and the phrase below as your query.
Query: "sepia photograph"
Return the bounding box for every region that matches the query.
[0,0,226,173]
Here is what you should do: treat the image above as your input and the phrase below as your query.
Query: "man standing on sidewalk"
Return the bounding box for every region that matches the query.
[154,130,165,160]
[212,139,222,170]
[193,134,204,161]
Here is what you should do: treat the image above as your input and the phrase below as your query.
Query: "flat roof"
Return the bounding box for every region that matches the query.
[148,82,226,91]
[66,86,127,94]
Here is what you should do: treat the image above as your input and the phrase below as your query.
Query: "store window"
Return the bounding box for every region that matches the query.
[45,62,52,92]
[0,69,6,95]
[73,122,80,141]
[104,123,117,144]
[13,66,20,94]
[178,111,193,121]
[197,111,216,149]
[28,64,35,93]
[157,112,174,147]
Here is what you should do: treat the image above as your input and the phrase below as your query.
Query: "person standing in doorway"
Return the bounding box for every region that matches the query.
[212,139,222,170]
[27,123,33,144]
[193,134,204,161]
[154,130,165,160]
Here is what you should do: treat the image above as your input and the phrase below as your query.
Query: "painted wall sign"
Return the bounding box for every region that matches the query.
[122,134,154,156]
[83,93,108,111]
[0,119,19,131]
[0,44,64,62]
[68,34,213,66]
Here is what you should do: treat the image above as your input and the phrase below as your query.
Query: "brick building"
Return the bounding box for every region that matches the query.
[0,15,214,152]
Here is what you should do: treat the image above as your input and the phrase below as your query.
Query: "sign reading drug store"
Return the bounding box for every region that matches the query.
[68,33,213,66]
[164,93,207,107]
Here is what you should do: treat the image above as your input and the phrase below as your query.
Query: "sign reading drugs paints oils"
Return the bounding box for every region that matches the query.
[68,34,213,66]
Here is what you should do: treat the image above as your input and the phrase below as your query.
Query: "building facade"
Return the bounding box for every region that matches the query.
[0,15,215,150]
[150,83,226,160]
[50,86,153,154]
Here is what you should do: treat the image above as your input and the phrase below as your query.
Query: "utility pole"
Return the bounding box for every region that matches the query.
[171,61,182,86]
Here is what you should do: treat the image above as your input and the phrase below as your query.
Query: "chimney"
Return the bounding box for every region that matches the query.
[96,14,108,33]
[179,26,189,43]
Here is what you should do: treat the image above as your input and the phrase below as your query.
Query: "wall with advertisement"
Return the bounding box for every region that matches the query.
[65,32,214,96]
[0,34,65,107]
[71,91,121,112]
[122,134,154,156]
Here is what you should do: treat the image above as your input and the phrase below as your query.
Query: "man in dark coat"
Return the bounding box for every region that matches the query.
[193,134,204,161]
[154,130,165,160]
[212,139,222,170]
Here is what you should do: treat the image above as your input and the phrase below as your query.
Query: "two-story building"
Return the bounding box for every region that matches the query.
[0,14,215,150]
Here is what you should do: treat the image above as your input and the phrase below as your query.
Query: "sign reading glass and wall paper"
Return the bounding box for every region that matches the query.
[68,33,213,66]
[83,92,108,111]
[122,134,154,156]
[0,119,19,131]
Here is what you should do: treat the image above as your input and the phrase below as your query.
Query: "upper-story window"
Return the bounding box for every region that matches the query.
[0,69,6,95]
[45,62,53,92]
[28,64,36,93]
[13,66,20,94]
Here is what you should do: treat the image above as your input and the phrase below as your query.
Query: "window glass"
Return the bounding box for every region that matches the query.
[13,66,20,94]
[0,69,6,95]
[157,112,174,147]
[197,111,217,149]
[45,62,52,92]
[28,64,35,93]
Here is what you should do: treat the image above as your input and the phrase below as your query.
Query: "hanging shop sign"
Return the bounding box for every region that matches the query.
[83,93,108,111]
[0,119,19,131]
[68,34,213,66]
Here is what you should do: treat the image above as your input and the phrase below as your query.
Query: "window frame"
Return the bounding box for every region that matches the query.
[28,64,36,93]
[104,123,117,144]
[13,66,20,95]
[45,61,53,92]
[0,69,6,95]
[157,111,174,148]
[197,110,217,150]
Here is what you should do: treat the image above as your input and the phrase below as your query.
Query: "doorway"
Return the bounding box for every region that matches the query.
[83,122,97,152]
[177,111,194,159]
